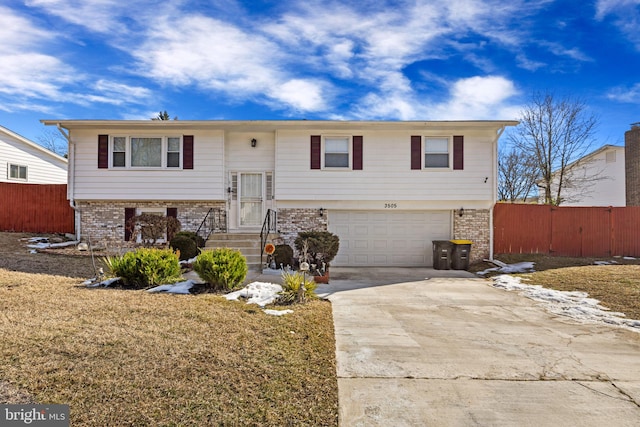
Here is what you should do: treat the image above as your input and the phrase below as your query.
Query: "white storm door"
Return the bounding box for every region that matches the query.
[239,173,263,227]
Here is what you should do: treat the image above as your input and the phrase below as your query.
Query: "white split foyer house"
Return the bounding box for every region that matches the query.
[41,119,518,267]
[0,125,67,184]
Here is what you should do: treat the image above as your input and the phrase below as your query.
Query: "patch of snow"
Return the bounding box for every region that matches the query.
[264,309,294,316]
[477,261,535,276]
[27,240,78,250]
[594,260,618,265]
[623,256,637,260]
[225,282,283,307]
[147,280,196,294]
[492,274,640,332]
[85,277,121,288]
[179,256,198,265]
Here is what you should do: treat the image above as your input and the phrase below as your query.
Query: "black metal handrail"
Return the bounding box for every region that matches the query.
[260,209,277,268]
[195,208,227,243]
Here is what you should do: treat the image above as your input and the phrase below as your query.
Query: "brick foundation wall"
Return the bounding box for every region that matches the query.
[77,201,224,249]
[626,125,640,206]
[453,208,490,263]
[276,208,327,251]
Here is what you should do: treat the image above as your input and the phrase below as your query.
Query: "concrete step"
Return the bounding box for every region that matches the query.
[204,232,279,270]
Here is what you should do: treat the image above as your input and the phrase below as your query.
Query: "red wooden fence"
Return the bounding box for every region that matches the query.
[0,183,74,234]
[494,203,640,257]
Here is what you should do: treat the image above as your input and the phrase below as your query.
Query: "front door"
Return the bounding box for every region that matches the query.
[239,173,263,227]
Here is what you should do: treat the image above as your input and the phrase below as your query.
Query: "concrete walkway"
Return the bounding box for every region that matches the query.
[316,268,640,427]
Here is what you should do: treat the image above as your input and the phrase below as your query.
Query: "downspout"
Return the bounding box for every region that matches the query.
[55,124,80,240]
[490,125,507,260]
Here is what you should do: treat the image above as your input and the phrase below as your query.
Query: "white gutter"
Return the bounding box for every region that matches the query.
[55,124,80,240]
[490,125,507,260]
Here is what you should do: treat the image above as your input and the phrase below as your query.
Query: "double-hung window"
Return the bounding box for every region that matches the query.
[112,137,126,167]
[111,136,181,168]
[8,164,27,180]
[324,136,350,168]
[424,137,450,168]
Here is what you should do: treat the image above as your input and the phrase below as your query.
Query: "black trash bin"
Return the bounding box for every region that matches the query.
[450,240,472,270]
[432,240,453,270]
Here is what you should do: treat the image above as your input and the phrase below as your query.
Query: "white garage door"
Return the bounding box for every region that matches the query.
[328,210,451,267]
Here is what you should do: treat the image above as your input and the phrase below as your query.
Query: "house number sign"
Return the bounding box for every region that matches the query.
[384,203,398,209]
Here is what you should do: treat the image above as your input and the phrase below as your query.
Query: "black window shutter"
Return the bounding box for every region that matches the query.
[124,207,136,241]
[310,135,321,169]
[98,135,109,168]
[183,135,194,169]
[353,136,363,170]
[410,136,421,170]
[453,136,464,170]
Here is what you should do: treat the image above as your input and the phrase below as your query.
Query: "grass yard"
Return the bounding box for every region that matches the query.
[472,253,640,321]
[0,233,338,426]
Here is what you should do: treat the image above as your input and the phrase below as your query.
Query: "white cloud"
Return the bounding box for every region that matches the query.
[434,76,519,119]
[607,83,640,103]
[352,75,519,121]
[595,0,640,49]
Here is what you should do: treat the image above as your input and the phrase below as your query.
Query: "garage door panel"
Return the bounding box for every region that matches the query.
[329,210,451,267]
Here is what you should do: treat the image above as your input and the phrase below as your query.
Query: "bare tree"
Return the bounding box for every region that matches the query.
[36,129,67,157]
[509,92,599,205]
[498,146,538,203]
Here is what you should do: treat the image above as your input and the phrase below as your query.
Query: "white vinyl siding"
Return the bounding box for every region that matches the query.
[0,130,67,184]
[71,129,224,200]
[328,210,451,266]
[276,129,495,203]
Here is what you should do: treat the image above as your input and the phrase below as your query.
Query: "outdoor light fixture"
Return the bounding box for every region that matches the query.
[458,207,464,217]
[251,138,257,147]
[319,207,324,217]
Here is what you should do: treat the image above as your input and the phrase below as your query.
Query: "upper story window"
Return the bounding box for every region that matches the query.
[111,136,181,168]
[324,136,350,168]
[113,137,126,167]
[8,164,27,180]
[424,137,450,168]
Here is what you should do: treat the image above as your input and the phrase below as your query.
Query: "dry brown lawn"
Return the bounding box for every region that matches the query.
[0,232,338,426]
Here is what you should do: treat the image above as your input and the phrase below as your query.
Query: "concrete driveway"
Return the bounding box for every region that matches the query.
[316,268,640,426]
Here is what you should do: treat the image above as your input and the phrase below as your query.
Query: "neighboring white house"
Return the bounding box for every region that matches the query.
[41,119,517,266]
[540,145,626,207]
[0,125,67,184]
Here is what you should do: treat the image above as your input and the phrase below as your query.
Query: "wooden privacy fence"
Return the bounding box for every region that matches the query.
[0,183,74,234]
[494,203,640,257]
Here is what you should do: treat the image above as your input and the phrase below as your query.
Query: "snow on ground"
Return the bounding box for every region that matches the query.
[225,282,283,307]
[477,261,536,276]
[492,274,640,332]
[84,277,121,288]
[147,280,197,294]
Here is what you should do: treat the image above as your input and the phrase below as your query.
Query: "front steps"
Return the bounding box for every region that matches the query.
[204,233,279,270]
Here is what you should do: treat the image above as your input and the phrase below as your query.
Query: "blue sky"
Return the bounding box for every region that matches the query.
[1,0,639,148]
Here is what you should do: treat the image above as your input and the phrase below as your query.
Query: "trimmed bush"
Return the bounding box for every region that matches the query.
[173,231,205,248]
[193,248,248,291]
[104,248,182,289]
[170,235,199,261]
[278,271,317,304]
[294,231,340,266]
[273,244,294,268]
